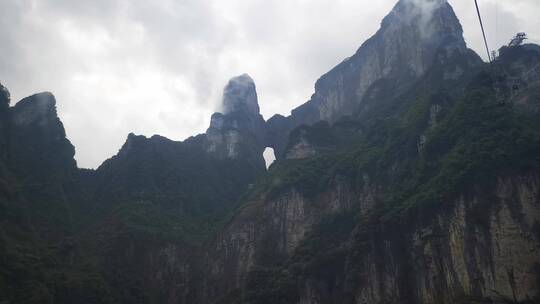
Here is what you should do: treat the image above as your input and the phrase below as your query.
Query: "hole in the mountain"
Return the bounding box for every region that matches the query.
[263,147,276,169]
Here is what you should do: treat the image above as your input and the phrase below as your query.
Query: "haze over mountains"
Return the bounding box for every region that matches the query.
[1,0,540,303]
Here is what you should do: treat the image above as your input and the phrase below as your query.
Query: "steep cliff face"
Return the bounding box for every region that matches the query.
[206,172,540,304]
[8,92,76,182]
[306,0,464,121]
[266,0,475,158]
[5,92,77,239]
[295,173,540,304]
[203,178,369,303]
[0,91,82,303]
[351,173,540,304]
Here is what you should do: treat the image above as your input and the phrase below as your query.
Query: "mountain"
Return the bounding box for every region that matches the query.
[1,0,540,303]
[0,74,267,303]
[0,90,84,302]
[265,0,478,158]
[64,73,269,303]
[204,43,540,304]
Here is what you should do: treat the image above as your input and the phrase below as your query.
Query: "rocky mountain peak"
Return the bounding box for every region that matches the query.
[11,92,58,127]
[115,133,174,159]
[266,0,471,159]
[7,91,75,183]
[348,0,465,83]
[222,73,259,115]
[209,112,225,130]
[119,133,146,155]
[0,82,10,111]
[385,0,465,52]
[204,74,266,166]
[208,74,264,133]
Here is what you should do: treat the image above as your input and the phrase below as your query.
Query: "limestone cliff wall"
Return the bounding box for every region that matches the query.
[345,173,540,304]
[201,176,379,302]
[204,172,540,304]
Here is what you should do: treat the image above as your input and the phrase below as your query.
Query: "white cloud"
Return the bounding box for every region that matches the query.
[0,0,538,168]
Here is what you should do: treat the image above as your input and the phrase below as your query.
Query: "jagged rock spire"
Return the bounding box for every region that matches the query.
[208,73,264,134]
[205,74,266,167]
[222,74,260,115]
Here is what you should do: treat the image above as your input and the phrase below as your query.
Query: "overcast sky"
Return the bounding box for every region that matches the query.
[1,0,539,168]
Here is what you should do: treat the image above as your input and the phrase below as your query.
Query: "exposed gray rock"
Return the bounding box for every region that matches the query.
[285,136,317,160]
[428,103,442,127]
[351,173,540,304]
[209,113,225,130]
[201,176,367,303]
[222,74,260,116]
[204,74,266,169]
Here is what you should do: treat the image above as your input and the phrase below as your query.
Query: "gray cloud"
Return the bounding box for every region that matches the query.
[0,0,538,168]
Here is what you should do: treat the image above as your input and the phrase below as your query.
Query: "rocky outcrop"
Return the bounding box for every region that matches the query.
[11,92,57,126]
[496,44,540,112]
[205,74,266,169]
[285,135,317,160]
[222,74,260,116]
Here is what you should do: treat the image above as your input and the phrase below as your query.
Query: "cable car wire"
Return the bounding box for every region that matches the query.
[474,0,492,62]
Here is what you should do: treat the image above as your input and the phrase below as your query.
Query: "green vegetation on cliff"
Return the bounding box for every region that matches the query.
[240,48,540,303]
